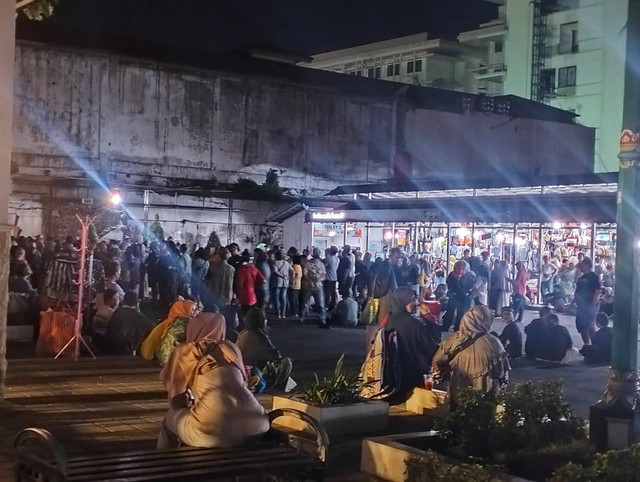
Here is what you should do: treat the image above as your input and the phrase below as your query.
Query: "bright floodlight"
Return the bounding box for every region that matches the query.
[552,221,562,230]
[110,192,122,205]
[384,231,393,241]
[328,230,336,237]
[496,233,505,243]
[580,223,589,230]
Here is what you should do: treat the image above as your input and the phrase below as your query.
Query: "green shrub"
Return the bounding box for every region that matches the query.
[552,443,640,481]
[499,381,585,451]
[435,389,500,458]
[405,453,505,482]
[435,381,585,460]
[300,354,363,406]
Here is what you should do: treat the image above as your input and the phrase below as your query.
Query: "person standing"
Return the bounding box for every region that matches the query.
[227,243,243,273]
[235,253,266,319]
[146,242,161,302]
[303,248,328,328]
[190,248,210,302]
[540,255,557,302]
[207,247,235,308]
[324,246,340,310]
[272,251,293,319]
[253,248,271,310]
[511,261,529,322]
[290,255,303,317]
[337,246,354,299]
[574,257,601,345]
[441,261,474,332]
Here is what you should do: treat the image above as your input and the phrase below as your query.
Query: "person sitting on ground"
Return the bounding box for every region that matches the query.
[95,261,125,309]
[417,301,442,346]
[432,305,511,404]
[497,307,522,360]
[92,288,119,344]
[534,314,577,365]
[157,312,269,449]
[580,313,612,364]
[104,291,155,355]
[141,299,198,364]
[9,261,36,295]
[334,291,359,327]
[236,307,293,390]
[524,306,552,359]
[384,286,442,402]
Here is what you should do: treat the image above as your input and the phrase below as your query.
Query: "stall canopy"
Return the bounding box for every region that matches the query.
[319,173,618,224]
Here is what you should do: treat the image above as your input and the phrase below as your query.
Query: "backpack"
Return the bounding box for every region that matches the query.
[371,261,397,298]
[360,328,401,400]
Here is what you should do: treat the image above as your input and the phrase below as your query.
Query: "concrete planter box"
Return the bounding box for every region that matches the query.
[272,395,389,436]
[361,432,532,482]
[405,388,449,418]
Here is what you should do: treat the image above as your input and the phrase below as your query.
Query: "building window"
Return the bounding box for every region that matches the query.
[541,68,556,94]
[558,66,577,87]
[394,63,400,76]
[386,63,400,77]
[559,22,579,54]
[414,59,422,72]
[367,67,374,77]
[494,42,503,54]
[356,70,362,76]
[375,66,381,78]
[407,61,414,74]
[386,64,394,77]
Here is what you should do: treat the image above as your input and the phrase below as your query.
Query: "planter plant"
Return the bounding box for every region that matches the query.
[434,381,587,480]
[272,355,388,436]
[552,442,640,481]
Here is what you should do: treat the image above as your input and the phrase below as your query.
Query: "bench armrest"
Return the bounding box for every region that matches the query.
[14,428,68,481]
[268,408,329,462]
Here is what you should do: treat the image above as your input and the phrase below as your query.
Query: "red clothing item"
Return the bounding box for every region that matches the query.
[513,270,529,296]
[234,264,266,306]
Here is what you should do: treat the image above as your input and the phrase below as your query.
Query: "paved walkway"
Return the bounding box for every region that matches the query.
[0,309,621,481]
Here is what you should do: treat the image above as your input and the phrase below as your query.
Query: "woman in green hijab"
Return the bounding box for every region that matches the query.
[236,307,293,390]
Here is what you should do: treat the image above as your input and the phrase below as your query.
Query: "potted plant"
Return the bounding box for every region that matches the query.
[272,354,389,436]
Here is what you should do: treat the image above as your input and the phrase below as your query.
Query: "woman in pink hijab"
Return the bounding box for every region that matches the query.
[157,312,269,449]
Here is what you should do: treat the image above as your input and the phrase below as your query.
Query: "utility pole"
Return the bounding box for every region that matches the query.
[589,0,640,451]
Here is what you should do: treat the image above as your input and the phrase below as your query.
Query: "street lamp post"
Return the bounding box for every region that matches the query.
[590,129,640,450]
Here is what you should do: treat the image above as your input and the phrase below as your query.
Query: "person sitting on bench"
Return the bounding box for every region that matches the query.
[580,313,612,364]
[157,312,268,449]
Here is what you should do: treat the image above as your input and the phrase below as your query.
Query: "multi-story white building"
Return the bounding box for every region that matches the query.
[305,32,501,95]
[308,0,637,173]
[463,0,632,173]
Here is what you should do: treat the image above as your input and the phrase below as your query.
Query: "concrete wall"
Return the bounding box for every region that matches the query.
[404,108,595,177]
[12,42,393,195]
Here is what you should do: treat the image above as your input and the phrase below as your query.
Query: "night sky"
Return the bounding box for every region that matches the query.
[17,0,498,56]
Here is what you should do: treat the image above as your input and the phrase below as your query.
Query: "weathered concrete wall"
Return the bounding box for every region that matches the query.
[12,42,392,194]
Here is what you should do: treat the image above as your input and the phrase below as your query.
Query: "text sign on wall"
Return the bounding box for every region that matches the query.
[311,212,346,221]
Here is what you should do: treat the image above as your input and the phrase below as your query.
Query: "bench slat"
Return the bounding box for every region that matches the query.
[64,443,275,468]
[65,447,297,475]
[68,454,317,481]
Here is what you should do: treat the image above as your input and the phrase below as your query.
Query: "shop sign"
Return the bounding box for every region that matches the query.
[311,211,346,220]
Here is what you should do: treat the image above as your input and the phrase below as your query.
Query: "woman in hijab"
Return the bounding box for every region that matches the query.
[140,299,198,364]
[236,307,293,390]
[431,305,511,403]
[384,286,441,402]
[157,312,269,449]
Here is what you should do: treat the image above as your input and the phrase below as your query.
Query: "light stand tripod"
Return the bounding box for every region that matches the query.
[55,215,97,361]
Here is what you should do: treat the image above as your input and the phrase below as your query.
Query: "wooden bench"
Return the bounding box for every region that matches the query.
[14,409,329,481]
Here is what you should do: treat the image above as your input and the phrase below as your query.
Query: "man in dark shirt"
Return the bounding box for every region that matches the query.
[498,307,522,359]
[441,261,475,332]
[580,313,612,364]
[574,257,601,345]
[535,314,574,364]
[524,306,552,359]
[227,243,243,273]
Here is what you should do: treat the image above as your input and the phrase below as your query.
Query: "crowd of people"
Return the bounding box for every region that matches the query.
[7,232,615,449]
